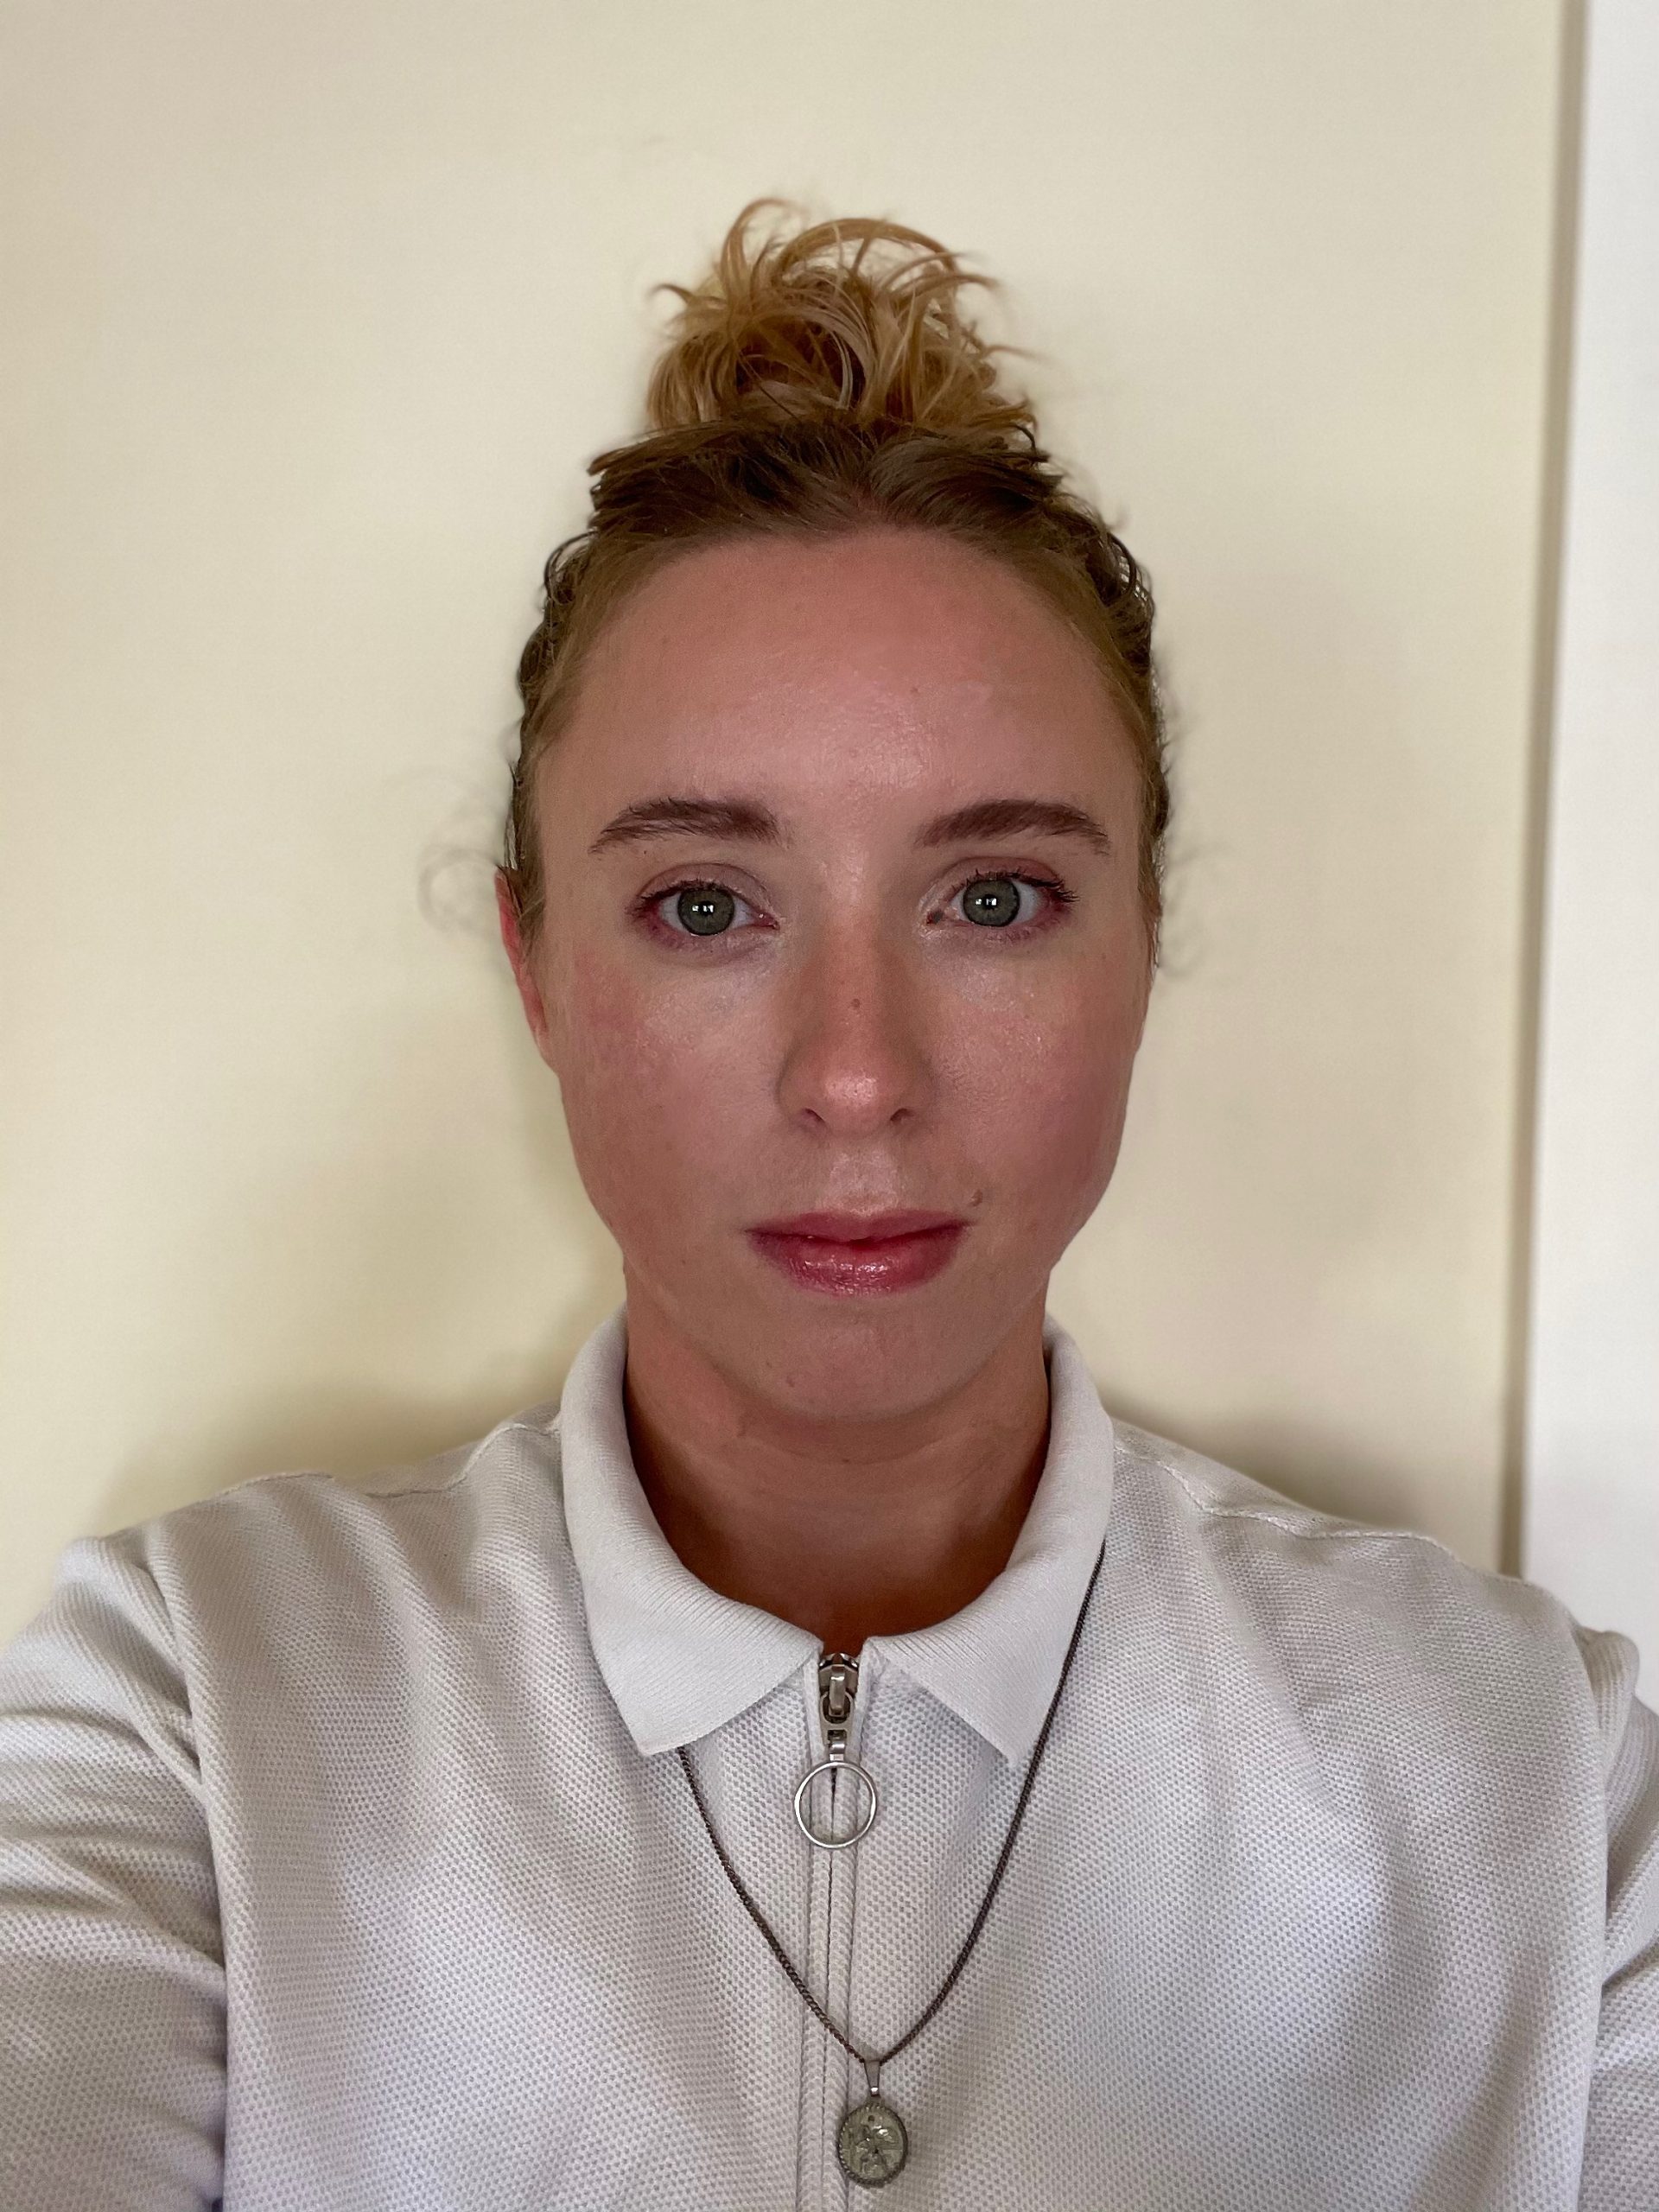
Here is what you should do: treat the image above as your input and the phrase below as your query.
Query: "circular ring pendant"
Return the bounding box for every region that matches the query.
[793,1757,879,1850]
[838,2094,909,2186]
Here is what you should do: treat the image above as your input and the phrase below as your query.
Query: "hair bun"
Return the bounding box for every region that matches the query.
[644,200,1035,446]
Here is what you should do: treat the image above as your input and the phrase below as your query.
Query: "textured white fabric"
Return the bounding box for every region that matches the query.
[0,1303,1655,2210]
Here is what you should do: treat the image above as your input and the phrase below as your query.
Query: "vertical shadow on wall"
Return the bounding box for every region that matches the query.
[1502,0,1588,1580]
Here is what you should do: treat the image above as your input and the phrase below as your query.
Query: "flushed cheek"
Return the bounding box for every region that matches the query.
[550,954,770,1237]
[937,990,1138,1236]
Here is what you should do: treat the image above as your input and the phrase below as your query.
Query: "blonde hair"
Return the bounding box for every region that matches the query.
[504,202,1170,950]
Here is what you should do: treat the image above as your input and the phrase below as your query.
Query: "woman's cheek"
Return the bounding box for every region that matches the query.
[963,976,1138,1221]
[554,952,765,1226]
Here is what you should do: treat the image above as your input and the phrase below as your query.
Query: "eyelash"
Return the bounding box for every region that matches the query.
[633,868,1078,944]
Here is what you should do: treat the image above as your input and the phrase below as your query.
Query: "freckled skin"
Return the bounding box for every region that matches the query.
[498,525,1152,1644]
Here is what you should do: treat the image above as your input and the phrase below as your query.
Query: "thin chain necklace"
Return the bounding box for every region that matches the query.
[677,1536,1107,2190]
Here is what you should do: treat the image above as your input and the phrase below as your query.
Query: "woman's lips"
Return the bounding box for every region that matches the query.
[746,1213,969,1296]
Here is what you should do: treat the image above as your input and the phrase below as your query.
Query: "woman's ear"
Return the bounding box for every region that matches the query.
[494,870,556,1070]
[1135,941,1157,1049]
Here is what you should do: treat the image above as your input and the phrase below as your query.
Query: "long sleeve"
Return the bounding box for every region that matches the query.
[1574,1624,1659,2207]
[0,1530,226,2212]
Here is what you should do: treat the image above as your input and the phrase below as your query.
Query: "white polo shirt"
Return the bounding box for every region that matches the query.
[1,1305,1655,2209]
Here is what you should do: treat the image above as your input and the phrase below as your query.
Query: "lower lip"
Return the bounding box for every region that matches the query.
[747,1224,967,1296]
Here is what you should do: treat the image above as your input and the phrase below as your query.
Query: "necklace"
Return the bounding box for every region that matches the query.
[677,1537,1107,2190]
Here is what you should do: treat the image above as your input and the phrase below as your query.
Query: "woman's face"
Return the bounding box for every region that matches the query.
[501,527,1153,1422]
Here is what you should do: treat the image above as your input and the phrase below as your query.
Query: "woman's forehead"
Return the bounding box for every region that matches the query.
[549,530,1130,826]
[583,527,1105,696]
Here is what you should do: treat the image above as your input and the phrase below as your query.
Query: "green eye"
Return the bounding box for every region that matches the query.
[960,875,1023,927]
[675,885,737,936]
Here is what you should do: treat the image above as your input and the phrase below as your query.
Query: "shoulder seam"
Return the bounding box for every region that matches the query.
[1136,1442,1475,1574]
[358,1411,563,1501]
[207,1409,563,1507]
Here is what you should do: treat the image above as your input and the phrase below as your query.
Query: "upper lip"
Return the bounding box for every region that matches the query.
[750,1210,969,1242]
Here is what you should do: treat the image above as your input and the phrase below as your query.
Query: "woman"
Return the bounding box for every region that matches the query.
[1,205,1653,2211]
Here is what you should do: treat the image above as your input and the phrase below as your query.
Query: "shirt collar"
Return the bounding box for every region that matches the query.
[556,1302,1116,1764]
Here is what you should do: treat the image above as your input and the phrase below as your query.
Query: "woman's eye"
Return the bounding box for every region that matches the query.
[656,881,753,938]
[957,874,1024,928]
[952,874,1049,929]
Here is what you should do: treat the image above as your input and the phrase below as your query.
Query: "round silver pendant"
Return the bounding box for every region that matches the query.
[837,2094,909,2188]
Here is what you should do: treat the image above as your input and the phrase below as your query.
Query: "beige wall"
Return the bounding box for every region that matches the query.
[1,0,1567,1640]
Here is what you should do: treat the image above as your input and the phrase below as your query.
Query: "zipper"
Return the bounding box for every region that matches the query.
[815,1652,861,2208]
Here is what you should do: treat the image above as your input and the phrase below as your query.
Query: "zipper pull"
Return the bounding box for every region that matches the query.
[794,1649,879,1849]
[817,1650,859,1766]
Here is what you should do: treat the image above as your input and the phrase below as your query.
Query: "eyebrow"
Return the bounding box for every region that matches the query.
[588,794,1113,860]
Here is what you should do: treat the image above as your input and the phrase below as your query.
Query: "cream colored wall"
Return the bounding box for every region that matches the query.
[1,0,1567,1640]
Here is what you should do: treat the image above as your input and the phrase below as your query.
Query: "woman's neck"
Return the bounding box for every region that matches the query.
[618,1289,1052,1653]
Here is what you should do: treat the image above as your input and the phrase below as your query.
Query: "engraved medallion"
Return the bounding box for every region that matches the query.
[837,2094,909,2187]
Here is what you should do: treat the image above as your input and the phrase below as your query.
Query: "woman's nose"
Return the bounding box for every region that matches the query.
[775,927,933,1135]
